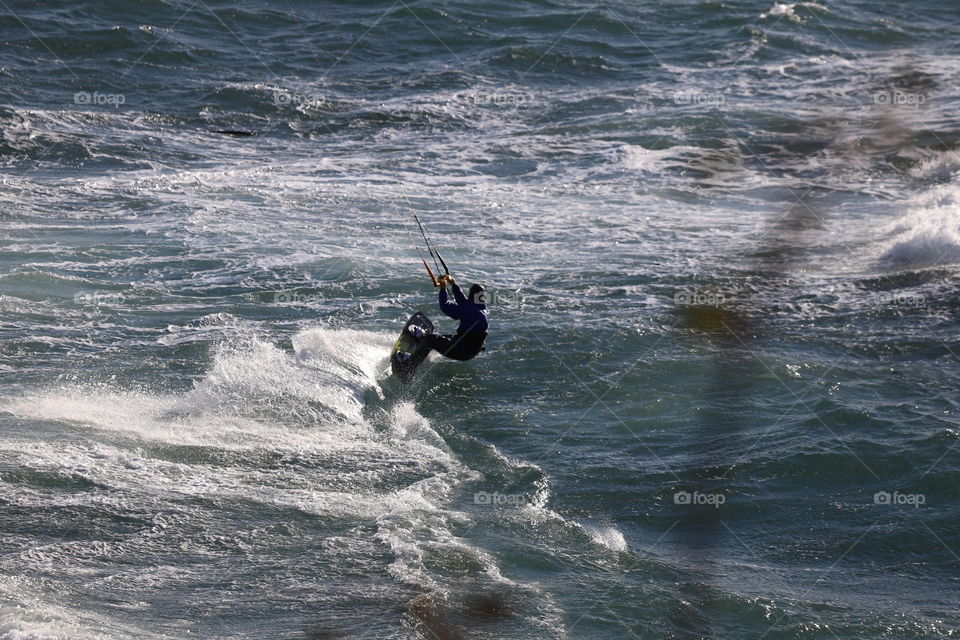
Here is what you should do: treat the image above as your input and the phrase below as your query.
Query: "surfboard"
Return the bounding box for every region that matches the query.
[390,312,435,381]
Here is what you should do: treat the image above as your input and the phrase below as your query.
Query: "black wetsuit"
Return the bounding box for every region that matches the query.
[426,283,489,361]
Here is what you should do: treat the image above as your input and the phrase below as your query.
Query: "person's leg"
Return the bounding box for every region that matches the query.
[426,333,482,361]
[425,334,456,357]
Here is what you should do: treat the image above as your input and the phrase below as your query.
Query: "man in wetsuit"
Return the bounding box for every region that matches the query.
[409,274,488,361]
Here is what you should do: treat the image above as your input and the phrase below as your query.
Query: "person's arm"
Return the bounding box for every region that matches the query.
[438,285,461,319]
[450,282,468,306]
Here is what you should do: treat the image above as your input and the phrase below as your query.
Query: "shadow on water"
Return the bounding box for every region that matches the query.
[404,590,515,640]
[666,62,938,638]
[303,590,514,640]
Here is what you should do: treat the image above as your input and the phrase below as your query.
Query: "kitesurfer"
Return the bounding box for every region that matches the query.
[408,275,488,361]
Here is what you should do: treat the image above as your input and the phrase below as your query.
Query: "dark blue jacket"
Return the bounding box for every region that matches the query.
[439,283,489,334]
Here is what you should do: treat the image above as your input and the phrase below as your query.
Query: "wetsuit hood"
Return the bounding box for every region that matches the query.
[468,284,486,304]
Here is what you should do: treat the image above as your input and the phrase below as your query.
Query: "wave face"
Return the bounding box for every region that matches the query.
[2,0,960,638]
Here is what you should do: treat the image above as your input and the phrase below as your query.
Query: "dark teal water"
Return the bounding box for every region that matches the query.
[2,1,959,638]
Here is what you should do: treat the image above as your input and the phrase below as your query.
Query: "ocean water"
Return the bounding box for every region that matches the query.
[2,0,959,638]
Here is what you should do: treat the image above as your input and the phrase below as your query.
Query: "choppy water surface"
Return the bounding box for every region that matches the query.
[2,1,959,638]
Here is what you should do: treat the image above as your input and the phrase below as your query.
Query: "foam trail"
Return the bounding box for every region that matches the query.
[880,182,960,270]
[0,327,503,636]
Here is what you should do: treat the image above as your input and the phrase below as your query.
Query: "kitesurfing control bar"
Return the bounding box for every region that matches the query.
[397,181,452,286]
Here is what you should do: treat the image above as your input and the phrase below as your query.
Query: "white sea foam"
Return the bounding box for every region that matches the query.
[581,523,630,553]
[0,328,508,633]
[760,2,825,21]
[880,182,960,270]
